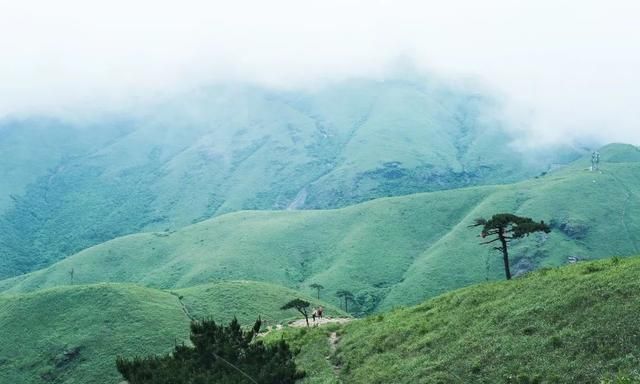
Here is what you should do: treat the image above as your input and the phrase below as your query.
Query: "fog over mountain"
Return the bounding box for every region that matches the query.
[1,0,639,146]
[3,3,640,383]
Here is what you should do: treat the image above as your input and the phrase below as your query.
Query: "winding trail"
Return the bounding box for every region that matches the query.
[288,317,352,383]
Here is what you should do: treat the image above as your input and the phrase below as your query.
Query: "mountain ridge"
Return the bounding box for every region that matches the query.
[2,143,637,314]
[0,79,582,278]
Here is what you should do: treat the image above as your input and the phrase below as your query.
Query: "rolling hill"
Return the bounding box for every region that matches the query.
[3,144,637,315]
[0,77,580,278]
[0,281,344,384]
[268,256,640,383]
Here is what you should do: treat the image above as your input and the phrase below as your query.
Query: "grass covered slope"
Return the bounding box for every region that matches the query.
[0,280,343,384]
[2,144,638,315]
[294,256,640,383]
[174,280,346,325]
[0,78,573,278]
[378,143,640,309]
[0,117,129,215]
[0,284,190,384]
[0,186,492,306]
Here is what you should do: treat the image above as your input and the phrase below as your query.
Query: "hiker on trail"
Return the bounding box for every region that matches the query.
[317,306,324,319]
[312,309,317,322]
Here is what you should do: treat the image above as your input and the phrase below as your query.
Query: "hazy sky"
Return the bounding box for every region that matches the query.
[1,0,639,145]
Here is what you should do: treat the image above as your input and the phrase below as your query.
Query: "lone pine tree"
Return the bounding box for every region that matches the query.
[309,283,324,300]
[281,298,311,327]
[472,213,550,280]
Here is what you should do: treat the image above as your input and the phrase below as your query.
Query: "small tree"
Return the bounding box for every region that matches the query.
[281,299,311,327]
[336,290,354,312]
[309,283,324,300]
[471,213,550,280]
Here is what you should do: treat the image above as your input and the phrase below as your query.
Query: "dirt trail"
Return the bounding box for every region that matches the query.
[328,331,339,352]
[288,317,352,328]
[288,317,351,382]
[328,331,342,378]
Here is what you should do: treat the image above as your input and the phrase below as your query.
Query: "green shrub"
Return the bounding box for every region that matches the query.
[116,317,303,384]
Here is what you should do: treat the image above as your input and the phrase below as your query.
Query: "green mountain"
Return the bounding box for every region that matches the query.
[0,281,344,384]
[269,256,640,383]
[0,78,579,278]
[3,144,637,315]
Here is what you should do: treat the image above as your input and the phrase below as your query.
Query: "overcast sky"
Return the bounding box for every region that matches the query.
[0,0,639,146]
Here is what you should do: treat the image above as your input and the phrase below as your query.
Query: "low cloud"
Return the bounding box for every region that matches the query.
[0,0,639,145]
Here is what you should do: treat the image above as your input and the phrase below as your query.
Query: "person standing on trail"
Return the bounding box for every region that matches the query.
[317,306,324,319]
[312,309,317,322]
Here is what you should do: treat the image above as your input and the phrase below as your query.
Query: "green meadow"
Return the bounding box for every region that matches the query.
[3,144,638,316]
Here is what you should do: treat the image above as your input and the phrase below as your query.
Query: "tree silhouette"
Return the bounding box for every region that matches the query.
[471,213,550,280]
[309,283,324,300]
[116,317,303,383]
[281,298,311,327]
[336,290,354,312]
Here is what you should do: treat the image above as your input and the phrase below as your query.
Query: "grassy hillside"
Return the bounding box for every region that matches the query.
[0,78,579,278]
[271,256,640,383]
[174,280,346,325]
[0,284,190,384]
[3,144,637,315]
[0,281,343,384]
